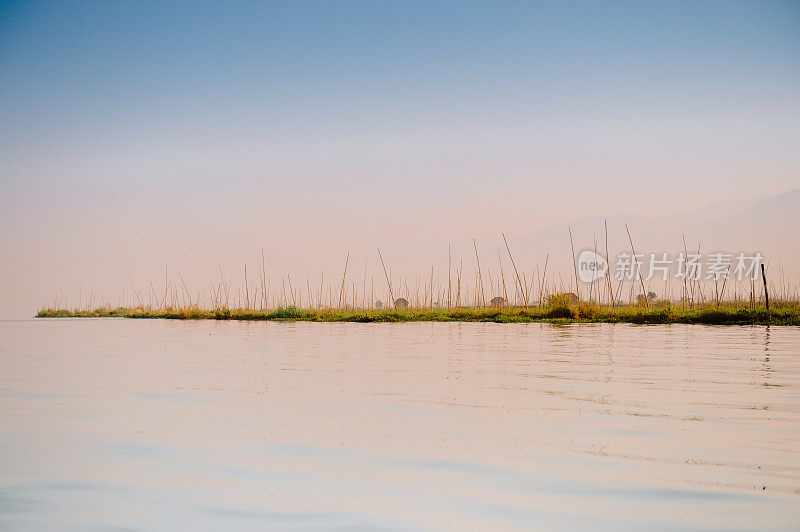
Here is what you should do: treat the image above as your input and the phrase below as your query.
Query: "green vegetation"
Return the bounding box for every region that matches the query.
[36,301,800,326]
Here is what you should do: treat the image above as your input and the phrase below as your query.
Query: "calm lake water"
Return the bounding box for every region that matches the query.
[1,319,798,530]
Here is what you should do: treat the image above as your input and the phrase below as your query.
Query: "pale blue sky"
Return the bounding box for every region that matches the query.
[2,1,798,205]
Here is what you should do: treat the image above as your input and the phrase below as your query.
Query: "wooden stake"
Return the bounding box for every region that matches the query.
[338,253,349,309]
[473,239,484,307]
[502,233,527,307]
[625,223,648,308]
[377,248,395,308]
[568,227,579,301]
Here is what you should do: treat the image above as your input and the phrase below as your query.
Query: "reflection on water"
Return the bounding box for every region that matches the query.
[0,319,798,530]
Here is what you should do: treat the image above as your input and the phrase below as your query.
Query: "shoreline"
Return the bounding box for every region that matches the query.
[35,306,800,326]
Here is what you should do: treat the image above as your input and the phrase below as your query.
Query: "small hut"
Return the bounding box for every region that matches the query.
[636,292,657,305]
[564,292,579,304]
[490,296,507,307]
[394,297,409,309]
[375,300,383,309]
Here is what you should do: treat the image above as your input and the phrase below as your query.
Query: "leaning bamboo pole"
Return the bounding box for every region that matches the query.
[502,233,527,307]
[473,239,485,307]
[377,248,395,308]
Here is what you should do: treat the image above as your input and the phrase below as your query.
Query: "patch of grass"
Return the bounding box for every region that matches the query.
[35,303,800,326]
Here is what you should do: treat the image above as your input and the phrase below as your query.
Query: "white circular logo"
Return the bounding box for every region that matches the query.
[577,250,608,283]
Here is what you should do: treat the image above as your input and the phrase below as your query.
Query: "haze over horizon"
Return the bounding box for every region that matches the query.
[1,1,799,317]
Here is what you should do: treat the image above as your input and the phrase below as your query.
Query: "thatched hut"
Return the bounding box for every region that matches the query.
[565,292,579,304]
[490,296,507,307]
[636,292,657,305]
[394,297,409,309]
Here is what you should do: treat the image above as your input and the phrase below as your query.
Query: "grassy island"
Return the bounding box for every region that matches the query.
[36,302,800,326]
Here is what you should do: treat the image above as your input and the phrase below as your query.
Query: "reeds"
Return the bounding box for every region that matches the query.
[37,227,800,325]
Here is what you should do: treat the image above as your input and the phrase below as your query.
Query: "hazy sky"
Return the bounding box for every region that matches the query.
[1,1,799,315]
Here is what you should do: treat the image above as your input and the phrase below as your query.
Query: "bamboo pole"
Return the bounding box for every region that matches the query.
[377,248,395,308]
[502,233,526,307]
[338,253,349,310]
[568,227,579,301]
[473,239,485,307]
[625,223,648,308]
[448,243,452,309]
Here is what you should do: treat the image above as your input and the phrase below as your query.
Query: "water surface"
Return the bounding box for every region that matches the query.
[1,319,798,530]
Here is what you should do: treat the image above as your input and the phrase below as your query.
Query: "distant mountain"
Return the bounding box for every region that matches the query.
[371,188,800,297]
[510,187,799,260]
